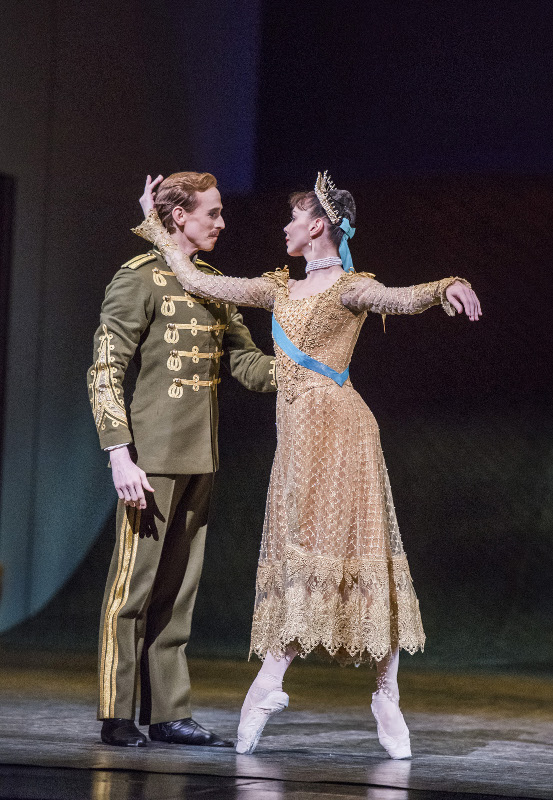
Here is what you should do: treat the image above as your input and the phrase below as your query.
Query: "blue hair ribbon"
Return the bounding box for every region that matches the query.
[339,218,356,273]
[272,314,350,387]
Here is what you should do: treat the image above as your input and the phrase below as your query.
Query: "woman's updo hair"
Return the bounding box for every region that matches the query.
[289,188,356,248]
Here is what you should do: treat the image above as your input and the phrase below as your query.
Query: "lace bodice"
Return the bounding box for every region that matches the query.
[271,274,364,401]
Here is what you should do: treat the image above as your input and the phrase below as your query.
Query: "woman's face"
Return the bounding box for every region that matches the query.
[283,205,314,257]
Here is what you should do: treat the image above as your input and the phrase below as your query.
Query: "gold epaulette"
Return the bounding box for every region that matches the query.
[195,258,223,276]
[262,266,289,288]
[352,270,376,279]
[122,251,158,270]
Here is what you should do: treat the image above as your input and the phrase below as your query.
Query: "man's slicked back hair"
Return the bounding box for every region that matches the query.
[155,172,217,233]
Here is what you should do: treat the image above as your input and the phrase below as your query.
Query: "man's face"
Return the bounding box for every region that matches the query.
[175,187,225,252]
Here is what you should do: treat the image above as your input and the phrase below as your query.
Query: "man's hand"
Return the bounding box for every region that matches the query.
[445,281,482,321]
[110,446,154,510]
[139,174,163,218]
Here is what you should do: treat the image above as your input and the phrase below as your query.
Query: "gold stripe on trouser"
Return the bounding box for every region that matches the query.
[99,506,140,719]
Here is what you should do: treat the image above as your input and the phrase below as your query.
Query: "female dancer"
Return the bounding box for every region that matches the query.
[134,173,481,758]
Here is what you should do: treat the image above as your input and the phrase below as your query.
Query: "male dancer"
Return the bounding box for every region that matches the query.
[88,172,276,747]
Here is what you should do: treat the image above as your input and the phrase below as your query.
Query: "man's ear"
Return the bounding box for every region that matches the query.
[172,206,187,228]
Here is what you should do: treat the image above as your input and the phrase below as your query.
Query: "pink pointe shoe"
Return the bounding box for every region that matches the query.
[235,690,289,754]
[371,691,412,759]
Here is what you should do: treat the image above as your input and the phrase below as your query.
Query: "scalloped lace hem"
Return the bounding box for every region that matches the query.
[249,551,425,666]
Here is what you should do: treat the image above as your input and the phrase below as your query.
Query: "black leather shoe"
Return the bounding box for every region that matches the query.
[149,717,233,747]
[101,718,147,747]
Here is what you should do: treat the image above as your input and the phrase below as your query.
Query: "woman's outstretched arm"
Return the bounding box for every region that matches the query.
[132,210,277,310]
[340,274,481,320]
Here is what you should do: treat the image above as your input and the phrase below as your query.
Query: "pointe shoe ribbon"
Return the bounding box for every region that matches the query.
[236,690,289,754]
[371,694,412,760]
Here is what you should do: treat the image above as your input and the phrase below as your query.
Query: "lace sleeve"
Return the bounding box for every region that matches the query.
[132,211,277,310]
[340,274,471,317]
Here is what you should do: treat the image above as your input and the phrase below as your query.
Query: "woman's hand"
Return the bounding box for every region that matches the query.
[445,281,482,321]
[139,174,163,218]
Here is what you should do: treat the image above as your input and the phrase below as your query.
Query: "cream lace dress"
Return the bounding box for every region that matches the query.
[134,211,466,665]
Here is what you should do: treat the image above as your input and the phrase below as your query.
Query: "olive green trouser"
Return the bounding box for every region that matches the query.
[97,472,213,725]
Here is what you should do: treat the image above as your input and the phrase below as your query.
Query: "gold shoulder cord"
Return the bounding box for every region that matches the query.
[122,252,157,270]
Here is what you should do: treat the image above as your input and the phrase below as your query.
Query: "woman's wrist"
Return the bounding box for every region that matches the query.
[132,209,175,252]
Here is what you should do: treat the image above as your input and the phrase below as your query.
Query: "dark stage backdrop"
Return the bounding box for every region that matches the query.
[257,2,553,184]
[1,2,552,672]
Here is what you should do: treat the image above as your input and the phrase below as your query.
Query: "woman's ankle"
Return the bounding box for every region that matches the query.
[373,688,399,705]
[256,672,283,691]
[374,667,400,704]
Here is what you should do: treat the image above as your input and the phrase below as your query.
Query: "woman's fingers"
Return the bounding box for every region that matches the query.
[462,287,477,320]
[450,295,463,313]
[448,283,482,321]
[144,174,163,191]
[470,292,477,321]
[469,289,481,321]
[465,289,474,320]
[140,175,163,215]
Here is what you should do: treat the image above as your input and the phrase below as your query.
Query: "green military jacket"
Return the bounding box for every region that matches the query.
[87,249,276,474]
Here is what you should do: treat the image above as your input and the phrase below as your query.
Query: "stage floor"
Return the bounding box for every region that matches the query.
[0,654,552,799]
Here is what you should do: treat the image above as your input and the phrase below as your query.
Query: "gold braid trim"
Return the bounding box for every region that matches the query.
[99,506,140,718]
[250,548,425,666]
[89,325,128,432]
[269,358,277,387]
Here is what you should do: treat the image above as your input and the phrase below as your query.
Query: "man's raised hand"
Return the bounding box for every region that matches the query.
[139,174,163,218]
[445,281,482,322]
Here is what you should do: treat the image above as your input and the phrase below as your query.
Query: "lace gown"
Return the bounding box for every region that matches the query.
[134,212,465,665]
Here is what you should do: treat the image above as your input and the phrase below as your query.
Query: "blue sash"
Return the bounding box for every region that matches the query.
[272,314,349,387]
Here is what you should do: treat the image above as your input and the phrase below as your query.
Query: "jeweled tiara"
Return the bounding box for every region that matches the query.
[314,170,340,224]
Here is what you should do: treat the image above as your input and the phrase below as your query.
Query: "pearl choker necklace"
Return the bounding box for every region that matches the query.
[305,256,343,273]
